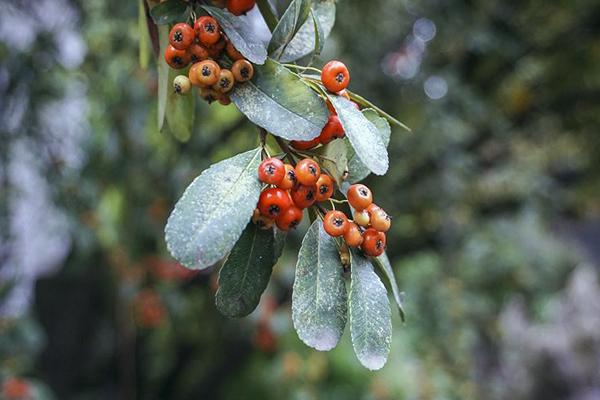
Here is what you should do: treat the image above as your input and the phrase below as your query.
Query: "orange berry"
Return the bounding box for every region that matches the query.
[370,208,391,232]
[353,209,370,227]
[258,157,285,185]
[275,206,303,230]
[169,23,195,50]
[258,188,291,218]
[232,59,254,82]
[290,184,317,209]
[347,184,373,211]
[323,210,349,237]
[164,45,190,69]
[315,174,334,202]
[278,164,297,190]
[195,16,221,45]
[195,59,221,86]
[290,137,320,150]
[321,60,350,92]
[344,222,364,247]
[361,228,386,257]
[295,158,320,186]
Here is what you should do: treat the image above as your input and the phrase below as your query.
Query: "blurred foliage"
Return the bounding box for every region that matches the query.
[1,0,600,399]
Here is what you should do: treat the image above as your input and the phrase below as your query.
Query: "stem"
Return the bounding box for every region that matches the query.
[347,91,412,132]
[283,64,322,74]
[256,0,278,32]
[329,198,348,204]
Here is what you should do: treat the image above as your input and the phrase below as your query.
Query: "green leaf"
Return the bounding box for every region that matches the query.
[215,223,277,317]
[329,95,389,176]
[292,221,347,351]
[310,8,325,56]
[150,0,189,25]
[280,1,335,63]
[374,253,406,322]
[157,25,170,130]
[315,138,348,187]
[231,59,328,140]
[165,148,263,269]
[349,250,392,370]
[138,0,150,69]
[346,108,391,183]
[348,91,411,132]
[256,0,279,31]
[202,6,268,65]
[268,0,312,59]
[163,68,195,142]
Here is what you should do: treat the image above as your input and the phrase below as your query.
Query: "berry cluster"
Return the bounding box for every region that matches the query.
[290,61,359,150]
[253,157,334,231]
[165,17,254,105]
[323,184,391,257]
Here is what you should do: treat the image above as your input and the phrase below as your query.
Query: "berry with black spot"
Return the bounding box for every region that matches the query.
[278,164,297,190]
[173,75,191,94]
[315,174,334,202]
[323,210,349,237]
[164,45,190,69]
[169,23,195,50]
[187,43,210,63]
[322,60,350,93]
[258,188,291,218]
[290,184,317,209]
[344,222,364,247]
[195,59,220,86]
[347,184,373,211]
[195,16,221,45]
[370,208,391,232]
[232,59,254,82]
[361,228,386,257]
[252,209,274,229]
[258,157,285,185]
[295,158,321,186]
[198,87,221,103]
[275,206,303,231]
[213,69,235,93]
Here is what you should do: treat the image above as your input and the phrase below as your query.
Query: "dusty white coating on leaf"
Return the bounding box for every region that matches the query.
[349,250,392,370]
[292,221,347,351]
[203,6,267,65]
[347,108,391,183]
[269,0,311,57]
[280,1,336,63]
[231,59,328,140]
[164,148,262,270]
[375,252,406,320]
[215,223,276,317]
[331,96,389,176]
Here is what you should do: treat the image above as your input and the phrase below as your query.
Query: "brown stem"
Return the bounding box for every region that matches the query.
[272,134,297,166]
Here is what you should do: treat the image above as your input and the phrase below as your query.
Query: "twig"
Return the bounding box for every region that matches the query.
[272,134,296,166]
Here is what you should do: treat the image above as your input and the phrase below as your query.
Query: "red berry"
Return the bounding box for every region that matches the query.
[187,43,210,63]
[258,188,291,218]
[290,137,320,150]
[295,158,321,186]
[322,60,350,92]
[195,16,221,45]
[318,114,344,144]
[315,174,334,202]
[275,206,303,230]
[323,210,349,237]
[164,45,190,69]
[344,222,364,247]
[290,184,317,209]
[278,164,297,190]
[347,184,373,211]
[252,209,273,229]
[258,157,285,185]
[361,228,386,257]
[226,0,256,15]
[169,23,195,50]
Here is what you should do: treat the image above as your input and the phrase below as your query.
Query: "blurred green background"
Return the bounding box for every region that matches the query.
[1,0,600,399]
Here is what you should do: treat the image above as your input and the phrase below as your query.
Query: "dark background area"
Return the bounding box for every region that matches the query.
[1,0,600,399]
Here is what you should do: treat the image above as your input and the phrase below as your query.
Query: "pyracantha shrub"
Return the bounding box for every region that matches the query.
[151,0,409,370]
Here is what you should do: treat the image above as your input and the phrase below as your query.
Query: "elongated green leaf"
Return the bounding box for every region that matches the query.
[374,253,406,322]
[165,148,262,269]
[157,25,170,130]
[216,223,276,317]
[315,138,348,187]
[202,6,268,65]
[330,96,389,176]
[231,59,328,140]
[163,68,195,142]
[138,0,150,69]
[349,250,392,370]
[346,108,391,183]
[310,8,324,56]
[150,0,189,25]
[256,0,279,31]
[280,1,335,63]
[269,0,311,58]
[348,91,411,132]
[292,221,347,350]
